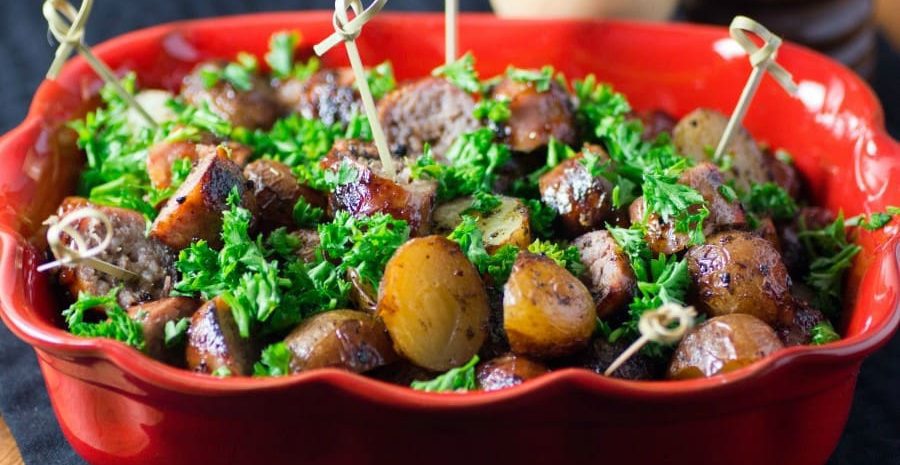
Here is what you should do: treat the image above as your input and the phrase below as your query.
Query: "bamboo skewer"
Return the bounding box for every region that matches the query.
[713,16,798,162]
[314,0,395,178]
[43,0,158,129]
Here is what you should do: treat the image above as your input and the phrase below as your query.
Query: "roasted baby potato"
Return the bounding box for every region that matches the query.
[539,148,614,237]
[432,195,532,252]
[503,253,595,359]
[476,353,549,391]
[378,236,490,371]
[668,314,784,379]
[686,231,793,325]
[672,108,772,191]
[186,297,256,376]
[283,310,397,373]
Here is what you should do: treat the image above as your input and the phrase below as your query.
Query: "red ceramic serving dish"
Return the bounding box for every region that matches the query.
[1,12,898,465]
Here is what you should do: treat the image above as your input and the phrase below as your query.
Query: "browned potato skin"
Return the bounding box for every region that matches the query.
[378,77,478,157]
[492,78,577,153]
[686,231,793,325]
[347,268,378,314]
[186,297,256,376]
[539,147,614,237]
[432,195,532,253]
[573,230,636,320]
[668,314,784,379]
[283,310,398,373]
[503,253,596,359]
[673,108,773,192]
[148,141,252,190]
[56,197,177,308]
[150,146,257,251]
[128,297,200,366]
[476,354,549,391]
[322,140,436,236]
[182,61,279,130]
[243,159,326,231]
[378,236,490,371]
[274,68,360,126]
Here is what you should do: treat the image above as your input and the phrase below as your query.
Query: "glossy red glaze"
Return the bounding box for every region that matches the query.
[0,12,898,465]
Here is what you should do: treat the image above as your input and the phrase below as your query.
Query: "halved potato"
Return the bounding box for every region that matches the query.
[503,253,595,359]
[377,236,490,371]
[283,310,397,373]
[433,195,532,252]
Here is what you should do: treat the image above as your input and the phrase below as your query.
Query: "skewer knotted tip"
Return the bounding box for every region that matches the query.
[43,0,94,79]
[314,0,388,56]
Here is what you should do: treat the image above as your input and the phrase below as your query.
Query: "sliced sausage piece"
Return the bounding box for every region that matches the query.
[274,68,360,126]
[186,297,256,376]
[629,196,691,256]
[762,146,803,199]
[181,60,280,130]
[291,229,321,263]
[636,109,677,141]
[148,141,252,190]
[378,77,478,157]
[243,159,326,231]
[565,336,665,380]
[673,108,772,191]
[686,231,793,325]
[629,163,746,256]
[128,297,200,366]
[476,354,549,391]
[572,230,636,320]
[322,139,436,236]
[668,314,784,379]
[778,207,836,277]
[775,299,828,346]
[283,310,398,373]
[150,145,257,250]
[678,162,746,231]
[491,77,577,153]
[55,197,178,308]
[539,146,614,237]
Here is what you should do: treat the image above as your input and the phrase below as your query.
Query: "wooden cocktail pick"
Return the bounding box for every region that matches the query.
[314,0,395,178]
[43,0,158,130]
[713,16,798,162]
[445,0,458,65]
[604,303,697,376]
[37,207,139,281]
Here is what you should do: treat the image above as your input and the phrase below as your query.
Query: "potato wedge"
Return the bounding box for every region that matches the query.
[668,314,784,379]
[283,310,397,373]
[377,236,490,371]
[433,195,532,252]
[503,253,595,358]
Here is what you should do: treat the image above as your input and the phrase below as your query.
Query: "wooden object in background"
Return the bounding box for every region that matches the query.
[0,417,24,465]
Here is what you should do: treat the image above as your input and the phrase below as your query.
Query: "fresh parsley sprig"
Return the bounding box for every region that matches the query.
[411,355,479,392]
[62,288,145,351]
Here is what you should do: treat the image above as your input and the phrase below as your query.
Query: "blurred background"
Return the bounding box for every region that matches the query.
[0,1,898,465]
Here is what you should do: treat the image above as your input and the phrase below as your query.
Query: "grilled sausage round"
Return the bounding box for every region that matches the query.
[243,159,326,231]
[572,230,636,320]
[274,68,360,126]
[491,77,576,153]
[186,297,256,376]
[476,354,549,391]
[539,148,614,237]
[128,297,200,366]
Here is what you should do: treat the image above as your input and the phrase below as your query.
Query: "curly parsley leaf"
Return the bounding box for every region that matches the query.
[264,31,320,80]
[524,199,557,239]
[462,191,502,216]
[364,61,396,100]
[473,97,511,123]
[742,182,798,221]
[432,52,481,93]
[411,355,479,392]
[318,211,410,289]
[810,321,841,345]
[62,288,144,351]
[292,197,324,228]
[798,213,862,316]
[164,318,190,348]
[448,215,519,285]
[506,65,554,92]
[527,240,585,277]
[253,342,293,377]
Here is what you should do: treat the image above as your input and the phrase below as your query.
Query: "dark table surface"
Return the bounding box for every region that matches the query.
[1,1,899,464]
